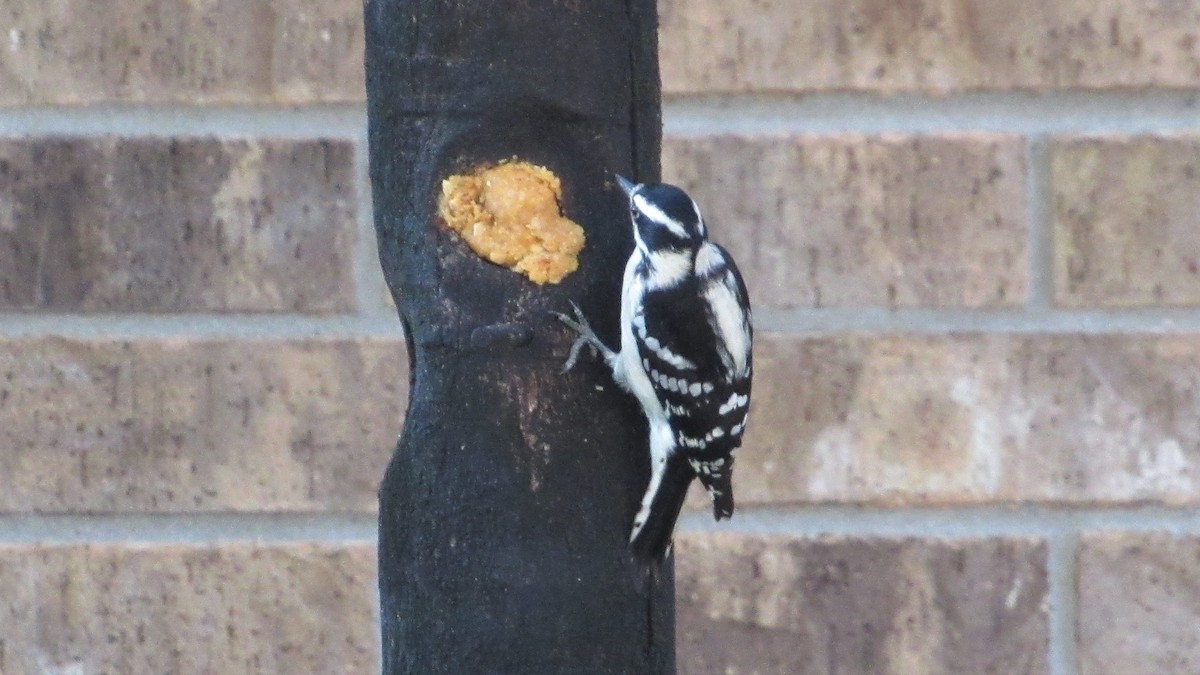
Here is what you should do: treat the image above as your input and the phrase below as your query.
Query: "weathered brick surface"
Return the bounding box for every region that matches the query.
[8,0,1199,103]
[0,0,365,105]
[1054,135,1200,307]
[0,137,355,314]
[0,137,356,313]
[663,134,1028,309]
[0,337,404,513]
[676,532,1048,675]
[660,0,1200,94]
[1079,532,1200,675]
[0,542,377,674]
[728,333,1200,505]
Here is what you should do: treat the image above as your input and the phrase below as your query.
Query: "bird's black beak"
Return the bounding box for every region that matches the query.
[615,174,637,197]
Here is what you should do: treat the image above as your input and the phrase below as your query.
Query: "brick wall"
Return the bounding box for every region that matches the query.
[2,1,1199,673]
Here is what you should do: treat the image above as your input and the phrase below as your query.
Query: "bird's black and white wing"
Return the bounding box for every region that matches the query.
[633,242,753,516]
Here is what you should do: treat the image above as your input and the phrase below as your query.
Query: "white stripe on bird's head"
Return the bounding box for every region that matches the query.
[633,193,689,239]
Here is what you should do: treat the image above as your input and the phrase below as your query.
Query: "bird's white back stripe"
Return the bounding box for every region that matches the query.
[695,242,725,277]
[704,271,751,376]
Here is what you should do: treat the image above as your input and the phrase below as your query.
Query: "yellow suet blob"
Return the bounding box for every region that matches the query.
[438,160,585,284]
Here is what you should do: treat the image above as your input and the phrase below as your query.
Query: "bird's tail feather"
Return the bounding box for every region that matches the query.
[629,455,693,564]
[697,470,734,520]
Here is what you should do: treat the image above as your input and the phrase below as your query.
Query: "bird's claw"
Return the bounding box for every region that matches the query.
[561,337,597,373]
[551,301,588,333]
[553,301,603,373]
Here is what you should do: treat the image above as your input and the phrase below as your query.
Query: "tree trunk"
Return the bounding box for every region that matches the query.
[363,1,671,672]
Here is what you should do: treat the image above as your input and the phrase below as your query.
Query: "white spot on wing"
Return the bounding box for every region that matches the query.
[654,343,697,370]
[718,392,739,415]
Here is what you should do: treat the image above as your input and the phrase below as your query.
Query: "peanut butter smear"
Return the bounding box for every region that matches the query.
[438,161,585,284]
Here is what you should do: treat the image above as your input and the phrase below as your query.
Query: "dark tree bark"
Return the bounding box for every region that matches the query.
[364,1,671,673]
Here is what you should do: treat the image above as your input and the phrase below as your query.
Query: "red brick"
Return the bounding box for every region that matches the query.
[0,337,405,513]
[677,532,1048,675]
[0,542,377,674]
[729,333,1200,505]
[1054,135,1200,307]
[0,0,364,105]
[663,134,1028,309]
[661,0,1200,94]
[0,137,356,313]
[1079,532,1200,675]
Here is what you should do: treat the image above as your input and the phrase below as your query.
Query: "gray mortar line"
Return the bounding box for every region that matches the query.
[0,513,377,544]
[664,91,1200,136]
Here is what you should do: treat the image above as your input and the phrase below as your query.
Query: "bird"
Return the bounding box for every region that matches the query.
[556,174,752,563]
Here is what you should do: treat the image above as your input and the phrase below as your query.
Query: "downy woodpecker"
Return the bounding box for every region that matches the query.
[556,175,752,562]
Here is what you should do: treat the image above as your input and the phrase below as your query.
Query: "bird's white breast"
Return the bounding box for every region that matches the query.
[619,251,667,425]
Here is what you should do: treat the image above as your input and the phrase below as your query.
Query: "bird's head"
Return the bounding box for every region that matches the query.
[616,175,707,257]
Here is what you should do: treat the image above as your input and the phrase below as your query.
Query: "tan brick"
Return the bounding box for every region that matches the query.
[0,542,377,674]
[1054,135,1200,307]
[0,337,405,512]
[661,0,1200,94]
[0,0,364,105]
[664,134,1028,309]
[1079,532,1200,675]
[676,532,1048,675]
[0,137,356,313]
[727,333,1200,505]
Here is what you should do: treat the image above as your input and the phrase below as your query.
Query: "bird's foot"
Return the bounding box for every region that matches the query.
[552,301,609,373]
